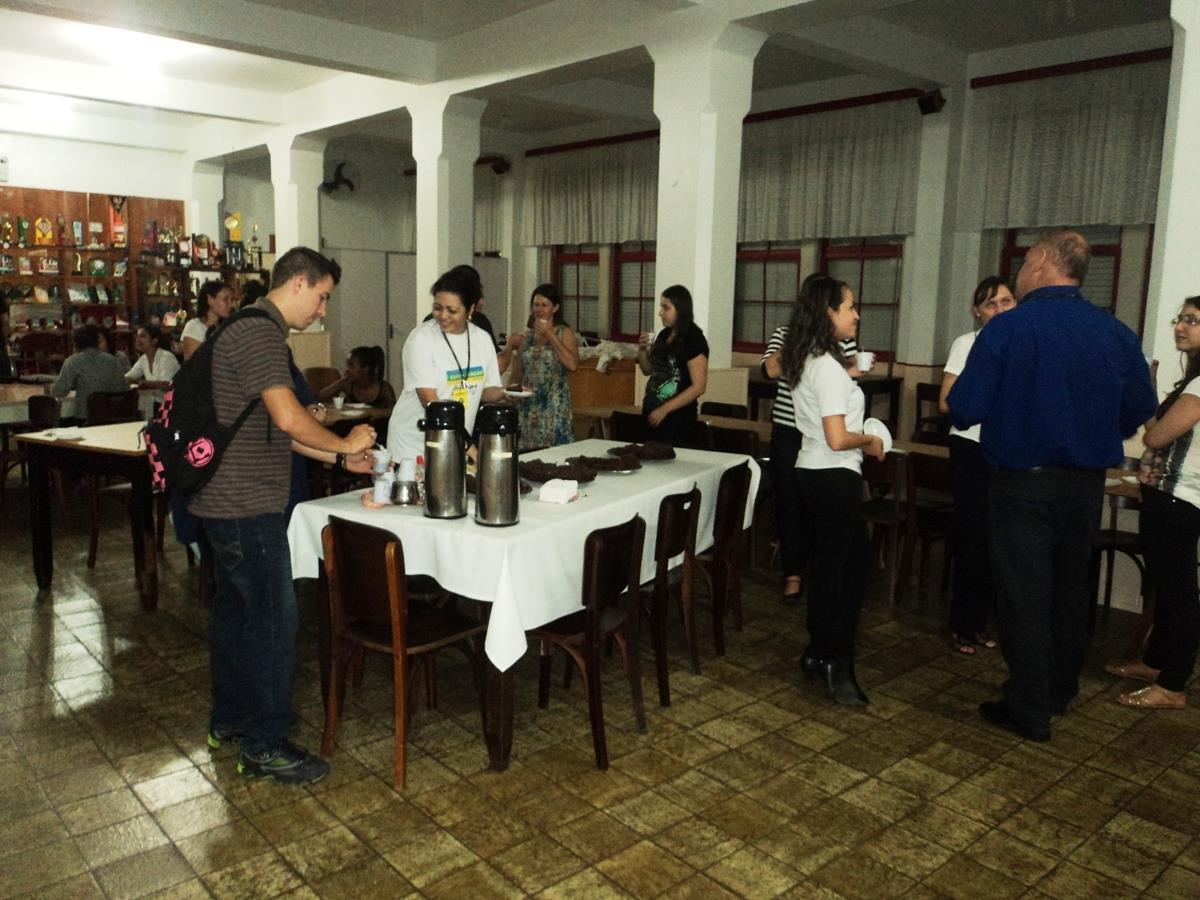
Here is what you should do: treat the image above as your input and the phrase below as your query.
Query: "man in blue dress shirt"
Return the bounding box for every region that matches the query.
[948,230,1156,742]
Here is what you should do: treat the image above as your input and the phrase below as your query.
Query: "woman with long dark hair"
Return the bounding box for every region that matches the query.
[181,281,233,361]
[783,275,884,706]
[317,345,396,409]
[506,283,578,449]
[1107,297,1200,709]
[939,276,1017,653]
[637,285,708,447]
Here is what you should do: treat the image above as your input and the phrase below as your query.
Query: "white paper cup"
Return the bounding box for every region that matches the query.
[855,351,875,373]
[372,446,392,475]
[397,458,417,482]
[332,394,345,410]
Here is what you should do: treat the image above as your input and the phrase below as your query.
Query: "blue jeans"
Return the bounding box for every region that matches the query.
[203,513,298,756]
[988,466,1104,732]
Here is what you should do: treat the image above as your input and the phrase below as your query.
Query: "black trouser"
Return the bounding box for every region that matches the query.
[988,466,1104,733]
[796,467,869,660]
[770,425,804,579]
[1141,487,1200,692]
[949,436,994,636]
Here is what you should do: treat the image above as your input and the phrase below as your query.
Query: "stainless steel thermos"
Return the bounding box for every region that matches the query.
[474,403,520,527]
[418,401,467,519]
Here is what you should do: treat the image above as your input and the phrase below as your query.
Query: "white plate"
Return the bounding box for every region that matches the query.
[344,402,370,410]
[863,417,893,454]
[505,389,534,398]
[336,409,366,418]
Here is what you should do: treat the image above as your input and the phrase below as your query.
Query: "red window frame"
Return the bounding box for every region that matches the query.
[732,243,805,353]
[610,242,656,343]
[999,229,1122,313]
[820,239,904,361]
[551,244,601,339]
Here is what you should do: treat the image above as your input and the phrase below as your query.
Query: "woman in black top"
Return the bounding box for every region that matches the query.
[637,284,709,447]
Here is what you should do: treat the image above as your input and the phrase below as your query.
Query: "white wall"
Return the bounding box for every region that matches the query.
[222,155,275,247]
[320,136,415,253]
[0,132,186,199]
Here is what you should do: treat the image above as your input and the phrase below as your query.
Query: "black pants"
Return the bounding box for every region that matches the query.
[770,425,804,578]
[988,466,1104,732]
[1141,487,1200,692]
[949,436,994,636]
[796,467,869,660]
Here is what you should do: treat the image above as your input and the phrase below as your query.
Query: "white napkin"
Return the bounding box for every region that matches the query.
[538,479,579,504]
[44,427,85,440]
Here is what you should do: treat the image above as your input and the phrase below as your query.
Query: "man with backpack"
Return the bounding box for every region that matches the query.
[188,247,376,784]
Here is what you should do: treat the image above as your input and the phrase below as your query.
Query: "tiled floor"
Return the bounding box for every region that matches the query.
[2,485,1200,899]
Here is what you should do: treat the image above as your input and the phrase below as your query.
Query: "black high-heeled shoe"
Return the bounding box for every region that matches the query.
[822,659,869,707]
[801,647,824,678]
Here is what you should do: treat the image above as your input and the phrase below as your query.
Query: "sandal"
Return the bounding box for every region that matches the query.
[951,633,975,655]
[1118,684,1187,709]
[1104,660,1160,683]
[973,633,998,650]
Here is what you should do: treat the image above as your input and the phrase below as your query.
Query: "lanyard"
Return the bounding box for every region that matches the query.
[441,326,471,387]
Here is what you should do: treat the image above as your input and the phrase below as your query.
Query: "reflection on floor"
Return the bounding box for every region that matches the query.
[2,485,1199,899]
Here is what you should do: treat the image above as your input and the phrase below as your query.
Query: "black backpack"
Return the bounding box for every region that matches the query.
[143,308,273,495]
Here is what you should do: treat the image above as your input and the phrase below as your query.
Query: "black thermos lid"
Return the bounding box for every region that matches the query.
[475,403,519,436]
[418,400,465,431]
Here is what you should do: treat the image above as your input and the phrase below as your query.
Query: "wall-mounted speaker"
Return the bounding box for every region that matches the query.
[917,89,946,116]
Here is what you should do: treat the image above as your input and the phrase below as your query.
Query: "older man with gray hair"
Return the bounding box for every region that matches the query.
[947,230,1156,742]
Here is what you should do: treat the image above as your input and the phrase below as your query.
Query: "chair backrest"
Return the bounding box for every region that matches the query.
[581,514,646,644]
[912,382,950,438]
[654,486,700,576]
[700,401,749,420]
[610,409,648,443]
[708,424,758,458]
[304,366,342,396]
[862,453,914,519]
[86,389,140,425]
[711,462,752,554]
[1106,456,1143,518]
[28,395,61,430]
[321,516,407,650]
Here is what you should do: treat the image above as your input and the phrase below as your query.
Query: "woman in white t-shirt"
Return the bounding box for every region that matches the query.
[387,268,505,466]
[181,281,234,361]
[125,324,180,391]
[938,276,1016,654]
[1107,297,1200,709]
[782,275,885,707]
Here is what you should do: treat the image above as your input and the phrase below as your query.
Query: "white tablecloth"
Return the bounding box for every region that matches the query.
[287,438,760,671]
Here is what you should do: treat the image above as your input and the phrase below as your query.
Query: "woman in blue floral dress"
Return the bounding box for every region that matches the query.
[505,284,579,450]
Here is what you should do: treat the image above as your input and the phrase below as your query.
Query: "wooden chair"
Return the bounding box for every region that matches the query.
[700,401,749,420]
[529,514,647,770]
[913,382,949,439]
[304,366,342,396]
[86,390,141,425]
[609,409,648,443]
[1089,457,1145,632]
[861,453,915,604]
[909,453,955,603]
[696,462,752,650]
[645,486,700,705]
[320,517,487,790]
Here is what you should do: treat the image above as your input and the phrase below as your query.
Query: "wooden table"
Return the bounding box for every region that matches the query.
[16,421,158,610]
[575,404,772,444]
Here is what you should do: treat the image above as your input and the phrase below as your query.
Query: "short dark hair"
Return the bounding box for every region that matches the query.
[431,268,482,310]
[73,323,100,350]
[196,280,228,320]
[1038,230,1090,284]
[349,345,386,382]
[239,279,267,309]
[973,276,1010,308]
[139,324,165,348]
[449,264,483,296]
[270,247,342,290]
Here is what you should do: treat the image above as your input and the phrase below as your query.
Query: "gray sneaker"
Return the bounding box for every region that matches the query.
[237,742,330,784]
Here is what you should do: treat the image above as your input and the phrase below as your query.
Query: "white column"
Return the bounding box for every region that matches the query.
[1146,0,1200,381]
[268,134,325,253]
[649,24,766,368]
[410,94,486,323]
[187,161,224,242]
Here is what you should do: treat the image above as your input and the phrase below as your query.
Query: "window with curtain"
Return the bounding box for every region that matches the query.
[822,238,904,358]
[552,244,601,338]
[474,166,506,255]
[964,58,1169,229]
[612,241,656,342]
[733,242,806,351]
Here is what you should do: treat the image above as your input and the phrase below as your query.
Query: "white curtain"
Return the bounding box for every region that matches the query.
[964,60,1168,229]
[739,99,922,241]
[520,138,659,246]
[474,166,506,254]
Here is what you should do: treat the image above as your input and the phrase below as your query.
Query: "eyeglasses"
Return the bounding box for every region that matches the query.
[1172,314,1200,327]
